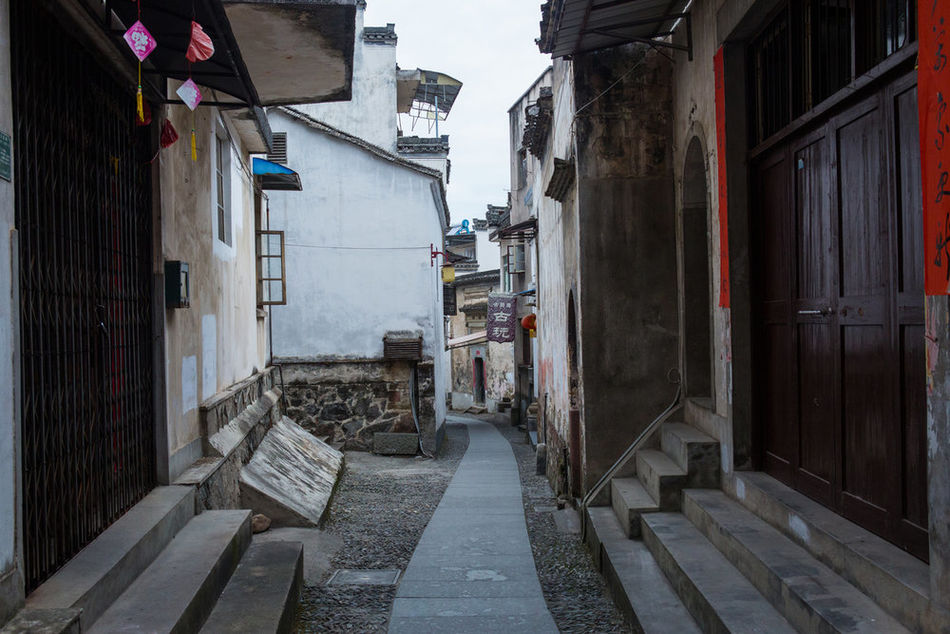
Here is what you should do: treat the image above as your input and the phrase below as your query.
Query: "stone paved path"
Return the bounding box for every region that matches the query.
[388,415,558,633]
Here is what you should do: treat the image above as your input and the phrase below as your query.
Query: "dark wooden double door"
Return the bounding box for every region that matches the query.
[753,72,928,561]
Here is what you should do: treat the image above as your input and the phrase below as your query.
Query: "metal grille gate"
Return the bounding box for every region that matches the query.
[12,2,156,591]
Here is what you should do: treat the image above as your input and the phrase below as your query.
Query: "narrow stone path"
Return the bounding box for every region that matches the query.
[388,415,558,633]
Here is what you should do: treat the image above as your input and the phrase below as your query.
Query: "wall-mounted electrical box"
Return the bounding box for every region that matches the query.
[165,260,190,309]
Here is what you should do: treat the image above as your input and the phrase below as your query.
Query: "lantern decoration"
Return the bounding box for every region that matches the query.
[441,265,455,284]
[160,120,179,149]
[123,15,157,124]
[186,21,215,63]
[521,313,537,338]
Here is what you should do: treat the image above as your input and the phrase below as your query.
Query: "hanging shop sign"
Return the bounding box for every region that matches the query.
[487,294,517,343]
[0,131,11,182]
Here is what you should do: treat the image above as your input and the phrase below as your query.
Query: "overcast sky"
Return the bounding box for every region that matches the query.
[363,1,552,224]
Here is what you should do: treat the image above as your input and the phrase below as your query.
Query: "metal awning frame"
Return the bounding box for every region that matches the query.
[583,9,692,61]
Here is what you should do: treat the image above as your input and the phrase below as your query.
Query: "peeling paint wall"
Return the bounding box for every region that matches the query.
[161,103,269,481]
[926,296,950,613]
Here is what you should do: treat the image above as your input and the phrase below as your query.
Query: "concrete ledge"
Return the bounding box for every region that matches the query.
[0,568,23,628]
[0,608,79,634]
[373,432,419,456]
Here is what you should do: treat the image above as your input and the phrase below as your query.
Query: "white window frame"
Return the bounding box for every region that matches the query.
[213,124,232,246]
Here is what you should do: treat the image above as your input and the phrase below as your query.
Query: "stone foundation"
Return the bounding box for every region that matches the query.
[280,359,437,451]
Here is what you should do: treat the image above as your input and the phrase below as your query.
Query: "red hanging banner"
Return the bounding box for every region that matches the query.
[921,0,950,295]
[714,47,730,308]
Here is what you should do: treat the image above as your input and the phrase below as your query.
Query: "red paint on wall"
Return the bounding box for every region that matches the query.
[714,47,731,307]
[920,0,950,295]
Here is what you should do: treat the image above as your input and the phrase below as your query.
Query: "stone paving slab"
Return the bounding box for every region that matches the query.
[389,418,557,633]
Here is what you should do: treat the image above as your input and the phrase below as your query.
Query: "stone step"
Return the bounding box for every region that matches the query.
[88,510,252,633]
[683,489,909,633]
[636,449,687,510]
[25,486,196,630]
[641,513,796,634]
[660,422,720,488]
[200,541,303,634]
[584,507,700,634]
[726,471,930,632]
[610,478,658,538]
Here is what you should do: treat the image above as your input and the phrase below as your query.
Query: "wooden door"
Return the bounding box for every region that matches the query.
[753,72,928,560]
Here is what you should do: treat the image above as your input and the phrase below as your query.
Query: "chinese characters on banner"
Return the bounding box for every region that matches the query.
[714,47,731,308]
[921,0,950,295]
[487,294,517,343]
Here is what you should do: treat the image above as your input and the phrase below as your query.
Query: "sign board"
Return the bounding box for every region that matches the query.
[0,131,11,182]
[487,294,517,343]
[714,48,730,307]
[443,285,457,316]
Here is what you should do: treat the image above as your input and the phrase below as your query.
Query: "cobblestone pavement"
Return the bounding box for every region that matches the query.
[296,424,469,632]
[491,415,632,633]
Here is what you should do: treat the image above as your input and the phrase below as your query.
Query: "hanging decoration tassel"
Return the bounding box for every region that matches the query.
[191,128,198,162]
[124,1,156,122]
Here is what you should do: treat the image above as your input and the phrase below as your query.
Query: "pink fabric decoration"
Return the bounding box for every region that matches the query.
[176,78,202,111]
[186,21,215,63]
[123,21,157,62]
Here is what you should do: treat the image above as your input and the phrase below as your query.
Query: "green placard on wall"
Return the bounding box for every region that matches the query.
[0,132,10,182]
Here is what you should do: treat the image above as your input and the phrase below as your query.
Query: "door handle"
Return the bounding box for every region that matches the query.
[797,307,834,316]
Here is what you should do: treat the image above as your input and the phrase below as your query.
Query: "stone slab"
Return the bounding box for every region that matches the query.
[240,416,343,527]
[327,569,401,586]
[373,432,419,455]
[0,609,80,634]
[388,613,559,633]
[252,527,342,585]
[26,486,195,630]
[88,510,251,634]
[585,505,700,634]
[199,541,303,634]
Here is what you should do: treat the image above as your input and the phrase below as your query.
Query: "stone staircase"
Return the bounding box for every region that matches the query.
[585,398,931,633]
[4,486,302,633]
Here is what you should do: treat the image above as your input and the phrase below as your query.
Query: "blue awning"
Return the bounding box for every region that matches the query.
[253,158,302,191]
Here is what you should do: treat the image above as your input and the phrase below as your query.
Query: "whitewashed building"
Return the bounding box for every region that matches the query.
[266,6,458,453]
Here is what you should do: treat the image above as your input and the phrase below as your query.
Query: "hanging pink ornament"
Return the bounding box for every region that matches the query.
[123,21,157,62]
[186,21,215,63]
[176,78,202,111]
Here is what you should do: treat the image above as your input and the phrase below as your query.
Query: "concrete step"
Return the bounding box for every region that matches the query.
[25,486,195,630]
[610,478,658,538]
[683,489,909,633]
[584,507,700,633]
[660,422,720,488]
[641,512,796,634]
[88,510,252,633]
[726,471,930,632]
[200,541,303,634]
[636,449,687,510]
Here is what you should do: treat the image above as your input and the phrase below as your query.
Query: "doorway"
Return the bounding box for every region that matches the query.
[682,136,713,399]
[568,293,581,496]
[473,357,486,404]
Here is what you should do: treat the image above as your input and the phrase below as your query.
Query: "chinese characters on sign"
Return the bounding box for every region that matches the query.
[921,0,950,295]
[487,294,517,343]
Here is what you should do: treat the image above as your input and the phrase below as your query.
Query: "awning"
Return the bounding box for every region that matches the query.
[397,69,463,121]
[102,1,355,108]
[253,158,302,191]
[539,0,692,59]
[446,331,488,350]
[490,218,537,242]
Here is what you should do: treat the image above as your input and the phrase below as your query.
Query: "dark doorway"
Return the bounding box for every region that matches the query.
[13,1,156,590]
[751,72,927,560]
[568,293,581,496]
[473,357,486,404]
[682,137,713,399]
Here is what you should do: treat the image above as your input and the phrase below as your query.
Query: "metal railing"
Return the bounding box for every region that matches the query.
[580,380,682,537]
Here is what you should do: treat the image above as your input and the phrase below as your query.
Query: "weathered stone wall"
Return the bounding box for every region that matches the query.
[281,360,436,451]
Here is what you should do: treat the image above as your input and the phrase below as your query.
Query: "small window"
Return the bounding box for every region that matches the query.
[507,244,526,274]
[501,254,512,292]
[215,133,232,245]
[258,230,286,305]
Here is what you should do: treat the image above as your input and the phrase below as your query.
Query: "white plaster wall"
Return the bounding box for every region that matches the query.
[475,226,500,272]
[0,0,18,580]
[162,106,268,467]
[536,59,578,444]
[294,7,398,152]
[671,0,731,420]
[268,112,447,367]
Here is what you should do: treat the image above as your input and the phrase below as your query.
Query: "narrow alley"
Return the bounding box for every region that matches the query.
[1,0,949,632]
